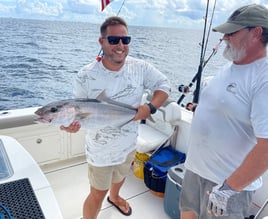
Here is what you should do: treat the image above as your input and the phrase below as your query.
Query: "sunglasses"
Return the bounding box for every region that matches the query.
[103,36,131,45]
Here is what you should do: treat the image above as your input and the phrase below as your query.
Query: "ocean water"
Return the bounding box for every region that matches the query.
[0,17,226,111]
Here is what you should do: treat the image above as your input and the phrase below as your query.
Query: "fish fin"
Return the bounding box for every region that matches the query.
[117,114,155,129]
[117,114,155,128]
[118,118,134,128]
[96,90,137,111]
[147,115,155,123]
[96,90,112,103]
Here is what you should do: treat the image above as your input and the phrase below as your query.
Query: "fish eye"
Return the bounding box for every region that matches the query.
[50,107,58,113]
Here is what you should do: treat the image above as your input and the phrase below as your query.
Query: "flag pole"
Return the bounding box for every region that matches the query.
[116,0,126,15]
[97,0,126,61]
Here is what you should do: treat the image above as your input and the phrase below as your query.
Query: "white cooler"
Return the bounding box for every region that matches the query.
[164,163,186,219]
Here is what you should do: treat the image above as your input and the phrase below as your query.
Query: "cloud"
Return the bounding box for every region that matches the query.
[67,0,98,14]
[0,0,268,28]
[14,0,64,18]
[0,0,16,15]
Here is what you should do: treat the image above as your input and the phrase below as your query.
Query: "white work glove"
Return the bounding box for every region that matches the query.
[207,181,239,216]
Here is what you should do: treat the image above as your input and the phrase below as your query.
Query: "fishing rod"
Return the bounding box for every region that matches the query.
[177,0,220,106]
[176,38,222,105]
[96,0,126,61]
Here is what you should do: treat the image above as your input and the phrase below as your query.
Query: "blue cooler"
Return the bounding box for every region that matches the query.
[164,163,185,219]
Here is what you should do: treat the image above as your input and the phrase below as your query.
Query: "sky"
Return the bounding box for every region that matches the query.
[0,0,268,29]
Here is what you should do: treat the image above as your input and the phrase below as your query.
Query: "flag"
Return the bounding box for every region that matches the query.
[101,0,113,11]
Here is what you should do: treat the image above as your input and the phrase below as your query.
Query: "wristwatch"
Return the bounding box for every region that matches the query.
[147,102,157,114]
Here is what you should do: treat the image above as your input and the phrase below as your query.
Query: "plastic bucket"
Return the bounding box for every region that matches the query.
[133,152,150,179]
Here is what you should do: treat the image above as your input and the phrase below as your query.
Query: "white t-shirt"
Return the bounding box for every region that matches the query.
[73,56,170,166]
[185,58,268,191]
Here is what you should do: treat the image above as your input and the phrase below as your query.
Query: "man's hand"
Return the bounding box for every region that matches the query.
[207,181,239,216]
[60,121,81,133]
[133,104,151,121]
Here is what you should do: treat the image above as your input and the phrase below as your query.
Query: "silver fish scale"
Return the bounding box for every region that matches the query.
[34,98,137,129]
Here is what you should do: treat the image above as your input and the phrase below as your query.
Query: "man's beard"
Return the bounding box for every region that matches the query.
[223,43,246,62]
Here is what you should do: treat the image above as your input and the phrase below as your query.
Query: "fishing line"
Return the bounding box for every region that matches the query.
[96,0,127,61]
[203,0,217,63]
[191,0,210,105]
[203,38,222,67]
[199,0,210,64]
[177,0,219,106]
[176,37,222,105]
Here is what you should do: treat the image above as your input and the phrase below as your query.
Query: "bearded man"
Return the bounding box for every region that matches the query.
[180,4,268,219]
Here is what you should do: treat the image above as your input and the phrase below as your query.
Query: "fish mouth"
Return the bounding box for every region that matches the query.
[34,116,52,124]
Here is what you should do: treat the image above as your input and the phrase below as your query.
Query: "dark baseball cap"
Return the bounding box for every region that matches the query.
[213,4,268,34]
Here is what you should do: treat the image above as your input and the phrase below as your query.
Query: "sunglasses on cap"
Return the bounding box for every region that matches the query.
[103,36,131,45]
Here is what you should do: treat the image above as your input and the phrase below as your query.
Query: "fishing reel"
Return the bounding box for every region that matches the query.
[177,83,196,108]
[178,84,191,94]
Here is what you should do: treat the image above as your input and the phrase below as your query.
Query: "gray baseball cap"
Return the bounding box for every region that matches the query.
[213,4,268,34]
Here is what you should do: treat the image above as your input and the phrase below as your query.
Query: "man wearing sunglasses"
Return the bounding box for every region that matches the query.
[179,4,268,219]
[61,16,170,219]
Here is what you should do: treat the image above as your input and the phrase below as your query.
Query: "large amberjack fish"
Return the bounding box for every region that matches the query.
[34,91,137,129]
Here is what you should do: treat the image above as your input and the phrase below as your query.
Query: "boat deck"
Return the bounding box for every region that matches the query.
[42,156,171,219]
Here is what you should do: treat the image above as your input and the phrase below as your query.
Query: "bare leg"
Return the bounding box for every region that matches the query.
[181,211,197,219]
[108,178,130,214]
[83,186,108,219]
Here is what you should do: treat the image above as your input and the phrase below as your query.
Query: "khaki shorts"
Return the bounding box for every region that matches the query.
[88,150,136,190]
[179,169,254,219]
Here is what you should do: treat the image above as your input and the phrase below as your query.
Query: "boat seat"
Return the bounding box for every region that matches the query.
[137,95,181,153]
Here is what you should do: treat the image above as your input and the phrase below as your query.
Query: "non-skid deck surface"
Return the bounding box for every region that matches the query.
[0,178,45,219]
[44,161,171,219]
